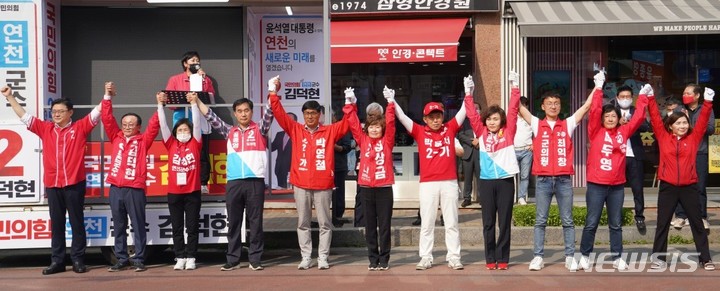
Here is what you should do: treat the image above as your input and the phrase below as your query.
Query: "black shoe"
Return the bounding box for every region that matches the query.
[220,261,241,271]
[376,263,389,271]
[461,199,471,208]
[249,262,264,271]
[636,219,647,235]
[107,261,130,272]
[440,215,444,226]
[42,263,66,275]
[132,261,147,272]
[72,261,87,273]
[310,221,320,228]
[332,218,344,228]
[368,263,378,271]
[412,217,421,226]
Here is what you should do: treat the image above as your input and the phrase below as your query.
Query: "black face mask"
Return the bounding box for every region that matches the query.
[188,63,201,74]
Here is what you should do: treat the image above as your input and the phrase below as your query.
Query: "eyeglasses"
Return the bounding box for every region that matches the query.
[121,123,137,129]
[51,110,68,115]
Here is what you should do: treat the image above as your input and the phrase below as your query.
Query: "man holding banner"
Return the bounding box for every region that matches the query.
[2,85,101,275]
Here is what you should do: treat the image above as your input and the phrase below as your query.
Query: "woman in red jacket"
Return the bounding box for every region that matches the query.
[578,71,647,271]
[647,83,715,271]
[343,87,396,271]
[157,92,203,270]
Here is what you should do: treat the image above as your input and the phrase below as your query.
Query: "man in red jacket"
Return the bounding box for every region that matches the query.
[101,82,160,272]
[269,76,349,270]
[2,85,102,275]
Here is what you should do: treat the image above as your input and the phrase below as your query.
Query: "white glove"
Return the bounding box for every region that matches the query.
[508,70,519,88]
[463,75,474,95]
[344,87,356,104]
[704,88,715,102]
[593,71,605,88]
[639,84,653,96]
[383,86,395,103]
[267,75,280,92]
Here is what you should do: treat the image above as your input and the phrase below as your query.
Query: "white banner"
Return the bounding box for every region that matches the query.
[0,124,41,203]
[0,206,233,249]
[0,2,39,122]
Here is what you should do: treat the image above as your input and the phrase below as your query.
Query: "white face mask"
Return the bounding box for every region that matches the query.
[177,133,191,143]
[617,99,632,109]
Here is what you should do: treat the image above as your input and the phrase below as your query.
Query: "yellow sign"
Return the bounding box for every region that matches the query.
[710,119,720,173]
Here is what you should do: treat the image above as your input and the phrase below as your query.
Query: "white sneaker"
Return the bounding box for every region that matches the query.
[650,260,666,270]
[528,256,544,271]
[672,218,686,230]
[185,258,196,270]
[578,256,590,270]
[447,259,464,270]
[565,256,578,272]
[518,198,527,205]
[416,257,433,270]
[298,257,313,270]
[173,258,186,270]
[318,256,330,270]
[703,219,710,230]
[613,258,628,271]
[201,185,209,195]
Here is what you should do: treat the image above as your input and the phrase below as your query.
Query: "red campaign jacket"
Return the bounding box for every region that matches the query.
[648,95,713,186]
[586,89,648,185]
[27,114,97,188]
[344,102,396,188]
[532,118,574,176]
[102,98,160,190]
[270,93,350,190]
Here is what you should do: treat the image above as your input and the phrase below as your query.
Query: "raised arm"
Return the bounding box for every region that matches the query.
[268,76,297,133]
[644,85,667,141]
[191,93,232,139]
[101,82,121,138]
[1,86,28,119]
[453,75,475,126]
[572,90,594,124]
[518,103,533,125]
[384,102,396,146]
[143,111,160,150]
[624,94,648,135]
[157,92,172,142]
[342,88,364,142]
[504,74,522,140]
[690,88,715,143]
[588,72,606,137]
[385,86,414,132]
[190,98,202,141]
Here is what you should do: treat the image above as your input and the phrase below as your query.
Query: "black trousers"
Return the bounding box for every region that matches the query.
[360,187,394,265]
[478,178,514,264]
[47,181,87,264]
[225,178,265,264]
[167,191,201,258]
[462,152,479,201]
[200,133,211,185]
[652,182,711,263]
[332,170,348,219]
[625,157,645,220]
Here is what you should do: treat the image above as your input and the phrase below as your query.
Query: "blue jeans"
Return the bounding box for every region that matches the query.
[580,182,624,259]
[533,175,574,257]
[515,149,533,199]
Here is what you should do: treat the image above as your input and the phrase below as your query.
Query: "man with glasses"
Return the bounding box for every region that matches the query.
[101,82,160,272]
[269,76,350,270]
[2,85,102,275]
[518,80,593,272]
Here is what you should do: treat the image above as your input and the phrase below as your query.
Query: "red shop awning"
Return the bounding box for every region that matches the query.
[331,18,467,64]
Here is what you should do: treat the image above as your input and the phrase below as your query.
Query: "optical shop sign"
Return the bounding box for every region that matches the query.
[261,16,324,106]
[330,0,499,13]
[1,2,42,204]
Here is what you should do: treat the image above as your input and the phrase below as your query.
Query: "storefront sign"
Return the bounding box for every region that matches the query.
[709,119,720,174]
[330,0,499,14]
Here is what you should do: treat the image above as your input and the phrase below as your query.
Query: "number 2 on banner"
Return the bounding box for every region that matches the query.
[0,130,23,176]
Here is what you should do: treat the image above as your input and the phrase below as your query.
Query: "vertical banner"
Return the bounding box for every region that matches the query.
[41,0,61,120]
[260,15,326,190]
[709,119,720,173]
[0,2,42,204]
